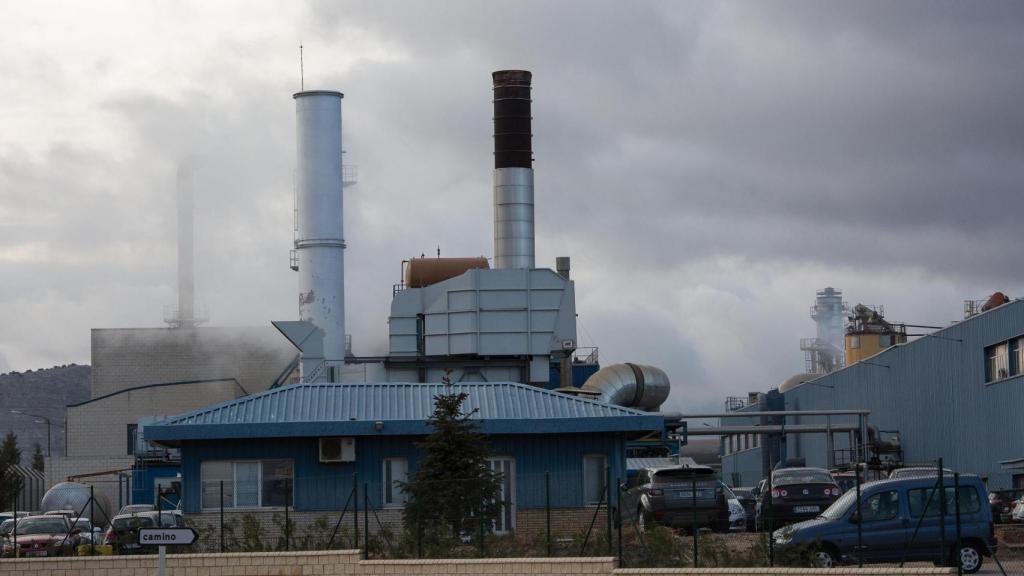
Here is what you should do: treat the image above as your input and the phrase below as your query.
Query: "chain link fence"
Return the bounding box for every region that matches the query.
[2,464,1023,574]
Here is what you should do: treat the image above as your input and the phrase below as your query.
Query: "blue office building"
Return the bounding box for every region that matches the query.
[147,381,662,535]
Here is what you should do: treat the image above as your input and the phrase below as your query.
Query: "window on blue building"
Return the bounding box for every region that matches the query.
[987,342,1010,382]
[583,454,607,505]
[200,460,293,509]
[383,458,408,507]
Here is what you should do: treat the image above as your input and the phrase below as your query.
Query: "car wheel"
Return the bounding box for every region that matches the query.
[814,547,837,568]
[957,543,983,574]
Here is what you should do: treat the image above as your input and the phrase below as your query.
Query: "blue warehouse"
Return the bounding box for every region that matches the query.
[147,381,663,536]
[721,298,1024,491]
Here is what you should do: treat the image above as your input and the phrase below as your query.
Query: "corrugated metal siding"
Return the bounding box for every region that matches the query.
[784,300,1024,489]
[180,433,625,513]
[721,448,764,488]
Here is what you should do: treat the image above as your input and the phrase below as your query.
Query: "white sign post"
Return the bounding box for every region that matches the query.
[138,528,198,576]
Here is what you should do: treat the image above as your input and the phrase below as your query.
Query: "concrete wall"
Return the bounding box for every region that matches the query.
[66,380,240,458]
[90,326,298,399]
[0,550,954,576]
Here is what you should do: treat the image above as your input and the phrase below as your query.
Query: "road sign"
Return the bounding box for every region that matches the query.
[138,527,198,546]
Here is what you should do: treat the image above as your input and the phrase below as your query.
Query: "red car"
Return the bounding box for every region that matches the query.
[2,515,79,557]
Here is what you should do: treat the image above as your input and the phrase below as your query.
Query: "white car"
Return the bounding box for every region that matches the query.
[1012,497,1024,523]
[728,497,747,531]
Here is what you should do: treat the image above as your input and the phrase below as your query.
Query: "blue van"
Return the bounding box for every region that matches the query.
[773,474,997,573]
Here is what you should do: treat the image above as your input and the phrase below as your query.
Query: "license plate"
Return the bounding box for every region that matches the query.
[793,505,820,513]
[677,490,710,498]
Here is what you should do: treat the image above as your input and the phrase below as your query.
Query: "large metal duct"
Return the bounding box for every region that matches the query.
[405,257,489,288]
[492,70,534,269]
[581,363,671,411]
[294,90,346,364]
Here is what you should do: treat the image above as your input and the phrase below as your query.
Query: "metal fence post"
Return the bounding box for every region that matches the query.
[545,471,551,556]
[12,492,17,557]
[363,482,369,559]
[118,474,123,513]
[691,477,698,568]
[353,474,359,551]
[939,458,946,567]
[219,480,225,552]
[478,494,485,558]
[767,470,774,566]
[856,463,863,567]
[955,472,962,576]
[90,484,95,555]
[605,467,612,554]
[616,478,623,568]
[285,489,290,551]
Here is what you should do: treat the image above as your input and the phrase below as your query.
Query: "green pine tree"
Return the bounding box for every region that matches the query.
[0,431,23,509]
[400,373,503,541]
[0,431,20,467]
[31,443,45,473]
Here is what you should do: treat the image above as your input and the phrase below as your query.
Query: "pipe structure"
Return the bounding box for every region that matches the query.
[492,70,534,269]
[294,90,346,369]
[581,363,670,411]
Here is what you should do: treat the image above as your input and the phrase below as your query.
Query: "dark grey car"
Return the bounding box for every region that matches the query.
[624,464,729,533]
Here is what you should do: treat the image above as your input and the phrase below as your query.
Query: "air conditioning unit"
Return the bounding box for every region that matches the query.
[319,437,356,463]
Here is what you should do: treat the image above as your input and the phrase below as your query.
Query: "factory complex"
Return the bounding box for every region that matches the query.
[28,68,1023,542]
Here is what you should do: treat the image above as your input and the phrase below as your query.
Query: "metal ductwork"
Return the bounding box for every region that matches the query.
[581,363,671,411]
[492,70,534,269]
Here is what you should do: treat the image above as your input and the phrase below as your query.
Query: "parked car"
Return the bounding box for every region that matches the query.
[0,519,15,540]
[889,467,953,480]
[730,487,757,531]
[754,467,842,531]
[0,515,79,557]
[623,464,730,533]
[116,504,155,516]
[71,518,103,545]
[723,485,747,532]
[103,510,184,554]
[1011,496,1024,523]
[0,511,31,524]
[773,474,996,574]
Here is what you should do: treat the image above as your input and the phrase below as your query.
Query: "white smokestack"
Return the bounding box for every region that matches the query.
[294,90,346,365]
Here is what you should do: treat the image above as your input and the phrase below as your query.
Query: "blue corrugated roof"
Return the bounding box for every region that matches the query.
[146,382,663,443]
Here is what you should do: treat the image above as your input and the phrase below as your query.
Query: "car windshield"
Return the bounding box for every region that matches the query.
[653,467,715,482]
[773,469,834,486]
[0,519,14,535]
[820,490,858,520]
[74,520,92,530]
[112,516,155,530]
[16,517,68,535]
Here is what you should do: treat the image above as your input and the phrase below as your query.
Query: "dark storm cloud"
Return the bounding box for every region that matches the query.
[1,1,1022,410]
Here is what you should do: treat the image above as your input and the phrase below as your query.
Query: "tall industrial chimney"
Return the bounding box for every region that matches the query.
[175,162,196,328]
[492,70,535,269]
[294,90,346,367]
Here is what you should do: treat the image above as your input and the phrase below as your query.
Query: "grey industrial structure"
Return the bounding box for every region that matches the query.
[721,298,1024,491]
[40,70,675,537]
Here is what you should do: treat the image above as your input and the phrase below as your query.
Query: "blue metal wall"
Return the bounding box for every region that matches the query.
[131,463,181,508]
[179,432,625,513]
[783,301,1024,489]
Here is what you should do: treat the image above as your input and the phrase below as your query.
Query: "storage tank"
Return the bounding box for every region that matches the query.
[40,482,114,527]
[580,363,670,411]
[779,372,820,393]
[405,257,489,288]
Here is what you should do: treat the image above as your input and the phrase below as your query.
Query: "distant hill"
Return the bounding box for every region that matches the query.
[0,364,91,459]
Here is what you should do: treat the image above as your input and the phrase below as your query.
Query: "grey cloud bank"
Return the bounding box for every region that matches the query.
[0,1,1021,411]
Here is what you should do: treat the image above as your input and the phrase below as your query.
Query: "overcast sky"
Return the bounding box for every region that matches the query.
[1,1,1021,412]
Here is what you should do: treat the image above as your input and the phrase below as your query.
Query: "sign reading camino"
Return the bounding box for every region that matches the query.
[138,527,198,546]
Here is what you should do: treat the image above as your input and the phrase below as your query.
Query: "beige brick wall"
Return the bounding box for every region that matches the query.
[90,326,298,399]
[518,508,610,538]
[0,550,955,576]
[66,379,239,458]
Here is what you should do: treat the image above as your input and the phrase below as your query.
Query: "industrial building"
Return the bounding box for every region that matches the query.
[27,68,680,536]
[146,382,661,535]
[721,295,1024,491]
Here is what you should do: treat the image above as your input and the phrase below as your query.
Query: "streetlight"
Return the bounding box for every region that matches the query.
[9,409,52,456]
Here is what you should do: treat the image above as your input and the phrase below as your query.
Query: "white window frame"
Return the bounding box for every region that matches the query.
[200,459,293,511]
[488,457,516,534]
[582,453,608,506]
[382,457,408,508]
